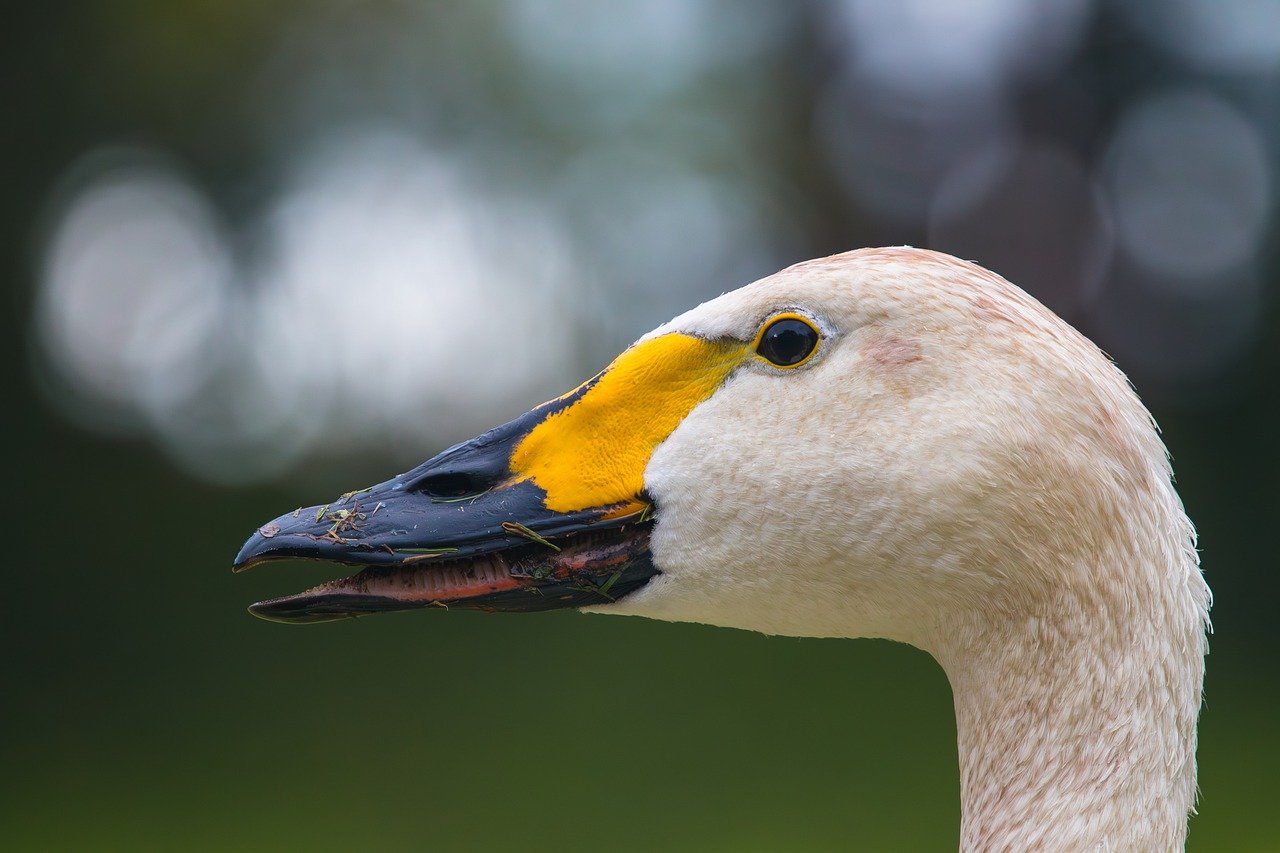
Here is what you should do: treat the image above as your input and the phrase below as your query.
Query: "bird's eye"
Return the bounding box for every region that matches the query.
[755,314,821,368]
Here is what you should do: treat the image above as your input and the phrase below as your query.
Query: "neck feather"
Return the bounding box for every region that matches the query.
[930,522,1208,850]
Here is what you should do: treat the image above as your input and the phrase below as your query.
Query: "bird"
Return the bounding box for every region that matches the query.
[235,247,1210,850]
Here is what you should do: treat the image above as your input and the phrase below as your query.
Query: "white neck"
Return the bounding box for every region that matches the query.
[620,247,1213,847]
[930,549,1206,851]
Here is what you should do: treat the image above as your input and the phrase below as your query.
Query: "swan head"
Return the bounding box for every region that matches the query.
[234,247,1191,650]
[233,246,1208,849]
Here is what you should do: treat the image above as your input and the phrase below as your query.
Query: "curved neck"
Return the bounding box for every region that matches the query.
[933,571,1206,850]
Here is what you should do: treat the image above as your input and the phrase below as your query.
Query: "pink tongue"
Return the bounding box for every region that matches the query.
[360,554,521,601]
[314,553,523,603]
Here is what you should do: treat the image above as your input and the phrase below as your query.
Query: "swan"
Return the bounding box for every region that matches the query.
[235,247,1210,850]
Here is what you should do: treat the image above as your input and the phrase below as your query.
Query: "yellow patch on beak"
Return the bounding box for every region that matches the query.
[509,333,749,514]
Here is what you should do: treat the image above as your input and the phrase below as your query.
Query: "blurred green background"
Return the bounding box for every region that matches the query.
[6,2,1279,850]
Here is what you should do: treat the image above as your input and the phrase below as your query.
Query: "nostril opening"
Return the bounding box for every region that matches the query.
[413,471,491,499]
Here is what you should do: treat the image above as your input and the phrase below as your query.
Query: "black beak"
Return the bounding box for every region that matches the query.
[233,400,658,623]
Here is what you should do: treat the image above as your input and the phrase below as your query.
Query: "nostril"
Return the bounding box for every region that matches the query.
[412,471,491,499]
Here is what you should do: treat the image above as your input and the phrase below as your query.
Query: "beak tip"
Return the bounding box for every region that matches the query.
[232,508,319,572]
[232,534,269,573]
[247,596,300,623]
[246,600,282,622]
[247,596,357,625]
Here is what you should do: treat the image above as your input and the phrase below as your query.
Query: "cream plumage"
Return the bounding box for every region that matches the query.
[238,247,1210,850]
[601,248,1210,849]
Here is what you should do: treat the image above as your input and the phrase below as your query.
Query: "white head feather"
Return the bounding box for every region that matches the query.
[591,247,1210,850]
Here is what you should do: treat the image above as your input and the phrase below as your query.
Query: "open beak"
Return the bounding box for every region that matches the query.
[233,393,657,623]
[234,330,751,623]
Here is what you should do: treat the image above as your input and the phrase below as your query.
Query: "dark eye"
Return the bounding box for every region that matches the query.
[756,315,820,367]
